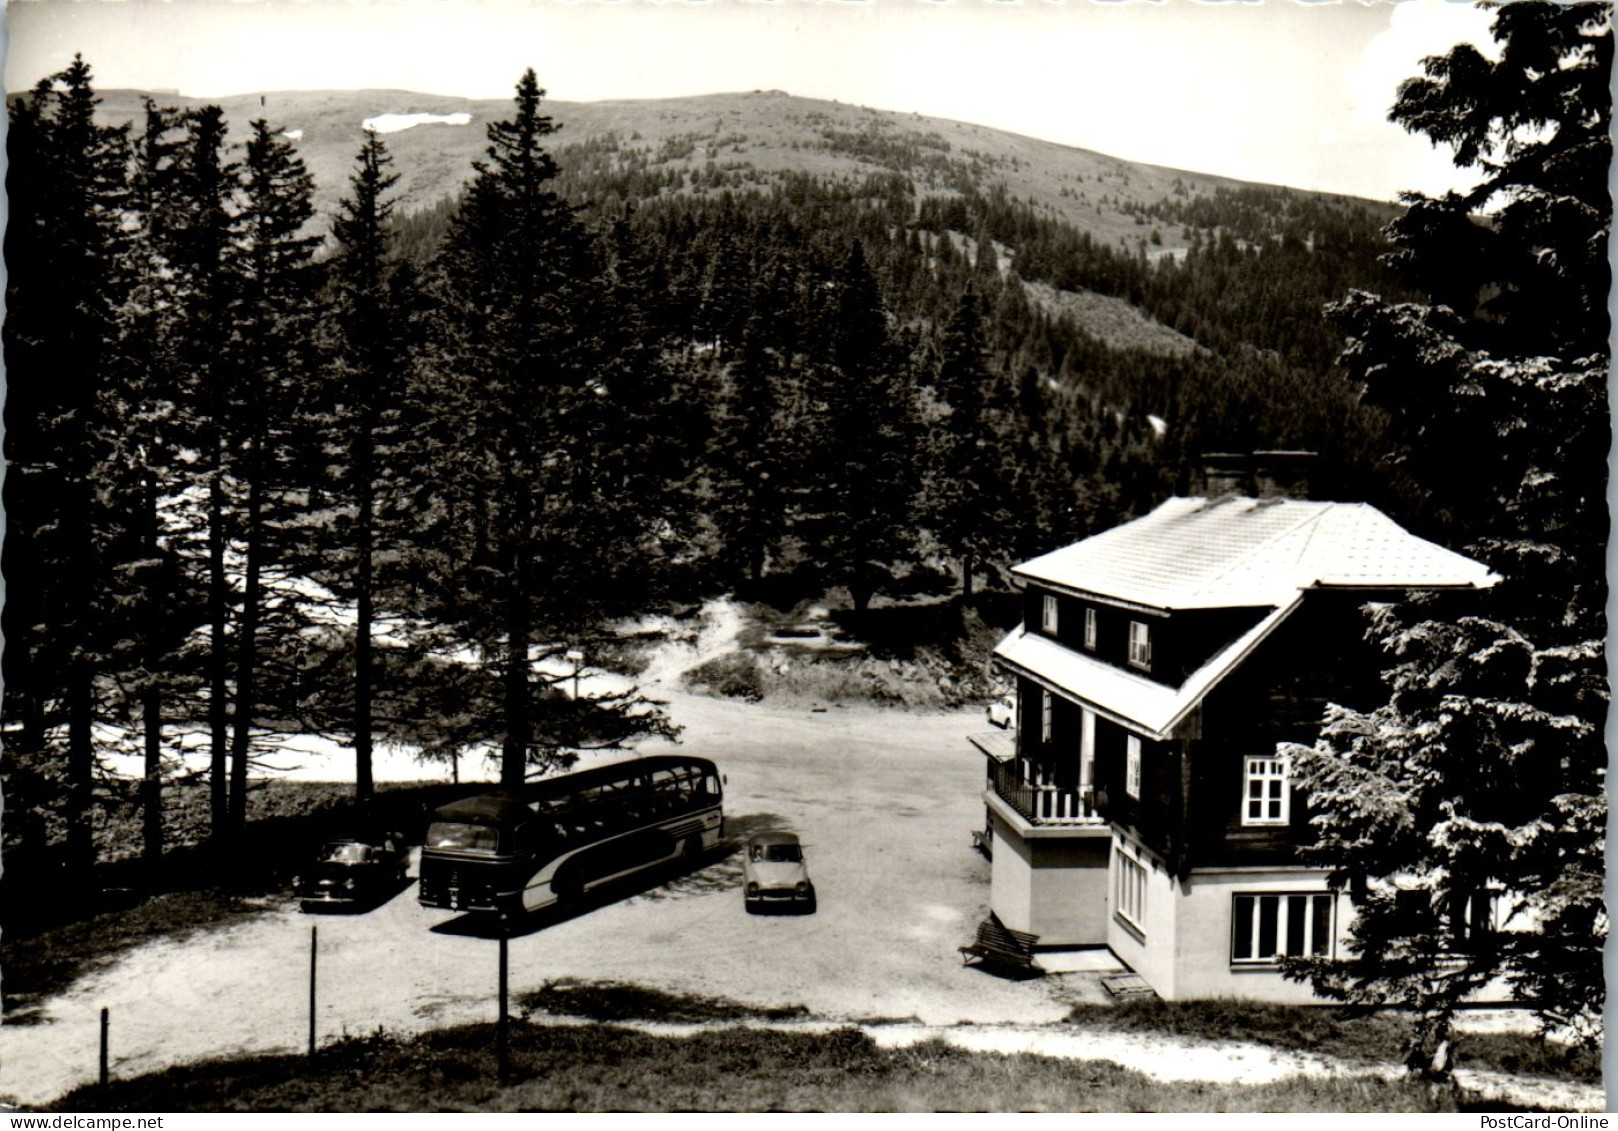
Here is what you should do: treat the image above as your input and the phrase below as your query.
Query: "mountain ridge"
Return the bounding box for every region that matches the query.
[64,85,1397,251]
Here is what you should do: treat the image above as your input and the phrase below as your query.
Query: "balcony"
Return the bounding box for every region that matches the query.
[970,733,1106,828]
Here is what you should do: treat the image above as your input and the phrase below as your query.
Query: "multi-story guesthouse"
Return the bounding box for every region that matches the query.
[971,463,1498,1001]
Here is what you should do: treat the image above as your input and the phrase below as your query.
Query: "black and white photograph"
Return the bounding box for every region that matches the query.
[0,0,1608,1114]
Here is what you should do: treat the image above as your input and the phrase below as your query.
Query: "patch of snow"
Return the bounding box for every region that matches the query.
[282,129,303,141]
[94,724,486,784]
[362,112,472,134]
[1146,413,1168,437]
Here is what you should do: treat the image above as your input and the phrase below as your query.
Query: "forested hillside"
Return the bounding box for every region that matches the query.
[5,64,1418,888]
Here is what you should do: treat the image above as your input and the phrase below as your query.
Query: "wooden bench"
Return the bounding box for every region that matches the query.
[959,915,1042,976]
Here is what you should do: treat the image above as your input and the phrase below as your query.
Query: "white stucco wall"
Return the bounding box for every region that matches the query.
[1027,834,1110,944]
[1105,837,1182,997]
[988,808,1035,935]
[987,809,1111,945]
[1107,857,1351,1003]
[1173,869,1348,1002]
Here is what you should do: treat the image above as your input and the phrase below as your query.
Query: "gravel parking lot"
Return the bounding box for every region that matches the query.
[1,686,1098,1106]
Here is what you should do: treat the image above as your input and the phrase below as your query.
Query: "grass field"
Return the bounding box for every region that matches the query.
[48,1020,1532,1113]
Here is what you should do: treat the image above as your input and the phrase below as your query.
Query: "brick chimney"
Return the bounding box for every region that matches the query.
[1253,450,1316,500]
[1198,452,1250,497]
[1198,450,1317,499]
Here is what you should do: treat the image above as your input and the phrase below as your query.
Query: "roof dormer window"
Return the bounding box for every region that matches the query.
[1041,594,1059,635]
[1128,620,1152,671]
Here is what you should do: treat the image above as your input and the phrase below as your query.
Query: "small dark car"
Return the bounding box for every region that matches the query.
[294,832,409,912]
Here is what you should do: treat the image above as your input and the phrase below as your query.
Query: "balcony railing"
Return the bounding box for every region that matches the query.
[988,756,1105,826]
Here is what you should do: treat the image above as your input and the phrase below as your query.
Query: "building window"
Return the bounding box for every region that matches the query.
[1451,888,1499,949]
[1080,709,1096,796]
[1125,735,1142,799]
[1084,607,1097,650]
[1231,893,1333,964]
[1041,594,1059,634]
[1395,886,1499,951]
[1041,689,1053,744]
[1243,755,1290,825]
[1128,620,1152,669]
[1115,844,1148,933]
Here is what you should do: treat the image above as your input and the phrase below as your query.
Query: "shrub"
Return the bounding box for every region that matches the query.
[682,652,765,701]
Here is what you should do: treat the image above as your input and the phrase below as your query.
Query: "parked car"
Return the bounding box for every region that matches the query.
[986,694,1015,729]
[294,832,409,912]
[742,831,815,913]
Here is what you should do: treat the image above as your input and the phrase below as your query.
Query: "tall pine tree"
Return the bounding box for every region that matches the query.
[3,57,131,880]
[797,240,922,614]
[929,285,1018,597]
[407,70,674,787]
[327,131,405,807]
[224,119,322,829]
[1285,1,1610,1075]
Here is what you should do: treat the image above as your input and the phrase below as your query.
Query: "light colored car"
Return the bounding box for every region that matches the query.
[986,694,1015,729]
[743,831,815,913]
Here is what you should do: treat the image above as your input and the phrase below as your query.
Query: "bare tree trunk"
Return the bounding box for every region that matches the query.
[228,433,265,831]
[208,448,229,841]
[65,447,97,883]
[141,472,165,867]
[501,532,531,789]
[142,680,163,865]
[67,665,95,883]
[354,416,375,807]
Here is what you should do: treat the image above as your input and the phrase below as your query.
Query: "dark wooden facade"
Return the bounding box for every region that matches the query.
[1014,589,1401,877]
[1024,586,1271,686]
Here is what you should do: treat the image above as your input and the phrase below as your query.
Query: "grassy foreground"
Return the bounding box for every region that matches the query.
[1067,1000,1603,1084]
[50,1021,1541,1113]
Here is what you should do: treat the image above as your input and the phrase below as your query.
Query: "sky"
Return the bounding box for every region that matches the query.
[3,0,1501,202]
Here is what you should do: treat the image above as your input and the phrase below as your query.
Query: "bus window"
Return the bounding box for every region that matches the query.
[703,774,722,798]
[426,822,500,852]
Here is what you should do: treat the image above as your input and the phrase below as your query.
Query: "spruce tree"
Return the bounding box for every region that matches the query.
[115,98,195,865]
[328,131,404,807]
[798,240,922,614]
[1285,1,1610,1073]
[929,285,1018,597]
[709,314,790,586]
[409,70,674,787]
[224,119,322,829]
[165,103,241,841]
[2,57,131,880]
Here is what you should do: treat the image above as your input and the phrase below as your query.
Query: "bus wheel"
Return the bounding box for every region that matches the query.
[682,835,704,862]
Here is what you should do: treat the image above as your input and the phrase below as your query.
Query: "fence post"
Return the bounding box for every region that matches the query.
[309,924,318,1057]
[497,918,510,1084]
[99,1007,109,1088]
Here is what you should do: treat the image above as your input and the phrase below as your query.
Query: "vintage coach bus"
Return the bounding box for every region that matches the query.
[418,755,723,916]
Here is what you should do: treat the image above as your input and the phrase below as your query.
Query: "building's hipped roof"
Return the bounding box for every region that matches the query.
[1014,497,1500,611]
[995,599,1301,740]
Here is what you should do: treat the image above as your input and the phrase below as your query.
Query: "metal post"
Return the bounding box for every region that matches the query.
[497,920,510,1084]
[99,1007,109,1087]
[309,924,318,1057]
